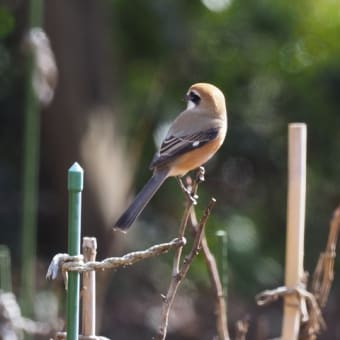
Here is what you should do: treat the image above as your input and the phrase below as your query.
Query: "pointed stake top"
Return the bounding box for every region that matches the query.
[216,230,226,237]
[68,162,84,191]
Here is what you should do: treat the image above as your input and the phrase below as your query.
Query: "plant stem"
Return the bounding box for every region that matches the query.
[20,0,44,317]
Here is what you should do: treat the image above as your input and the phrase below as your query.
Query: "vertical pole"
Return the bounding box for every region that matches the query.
[82,237,97,336]
[20,0,43,316]
[281,123,307,340]
[66,162,83,340]
[216,230,228,302]
[216,229,228,340]
[0,245,12,292]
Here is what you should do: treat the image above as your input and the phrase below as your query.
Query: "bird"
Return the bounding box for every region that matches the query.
[114,82,227,231]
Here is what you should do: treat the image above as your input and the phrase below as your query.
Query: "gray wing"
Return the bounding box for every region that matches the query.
[150,127,219,169]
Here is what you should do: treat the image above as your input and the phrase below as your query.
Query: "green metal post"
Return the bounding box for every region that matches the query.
[215,230,228,301]
[66,163,84,340]
[0,245,12,292]
[20,0,43,316]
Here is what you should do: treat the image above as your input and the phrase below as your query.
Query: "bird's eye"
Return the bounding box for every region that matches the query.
[189,91,201,105]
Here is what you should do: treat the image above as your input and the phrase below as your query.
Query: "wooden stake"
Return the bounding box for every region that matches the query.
[82,237,97,336]
[281,123,307,340]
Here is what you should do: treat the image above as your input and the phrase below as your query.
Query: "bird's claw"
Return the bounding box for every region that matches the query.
[196,166,206,183]
[177,176,198,204]
[187,190,198,205]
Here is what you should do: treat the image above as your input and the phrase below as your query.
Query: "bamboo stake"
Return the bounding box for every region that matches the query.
[281,123,307,340]
[82,237,97,336]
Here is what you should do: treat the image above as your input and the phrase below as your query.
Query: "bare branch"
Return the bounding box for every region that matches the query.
[311,205,340,307]
[46,237,185,280]
[155,197,216,340]
[235,318,249,340]
[190,206,230,340]
[256,284,326,337]
[155,167,215,340]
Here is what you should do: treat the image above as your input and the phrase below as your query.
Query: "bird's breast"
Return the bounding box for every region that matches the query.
[167,137,223,177]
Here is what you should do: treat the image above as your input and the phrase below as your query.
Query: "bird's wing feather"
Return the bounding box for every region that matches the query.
[150,127,219,169]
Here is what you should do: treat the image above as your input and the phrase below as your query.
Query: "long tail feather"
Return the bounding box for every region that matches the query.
[113,169,168,231]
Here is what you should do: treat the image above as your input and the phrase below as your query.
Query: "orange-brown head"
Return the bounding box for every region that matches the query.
[186,82,227,117]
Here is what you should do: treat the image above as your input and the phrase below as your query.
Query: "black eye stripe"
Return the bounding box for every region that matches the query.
[189,91,201,105]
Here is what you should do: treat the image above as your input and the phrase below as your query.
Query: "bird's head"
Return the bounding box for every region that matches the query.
[185,83,226,116]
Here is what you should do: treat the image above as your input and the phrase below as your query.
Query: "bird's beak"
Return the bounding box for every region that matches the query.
[183,94,190,102]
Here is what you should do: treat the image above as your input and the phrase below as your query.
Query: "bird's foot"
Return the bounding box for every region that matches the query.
[196,166,205,184]
[177,177,198,205]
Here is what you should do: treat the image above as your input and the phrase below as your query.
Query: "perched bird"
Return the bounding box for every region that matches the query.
[114,83,227,231]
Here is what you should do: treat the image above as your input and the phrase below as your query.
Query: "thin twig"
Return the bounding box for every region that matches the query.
[311,205,340,307]
[298,204,340,339]
[154,168,201,340]
[155,197,216,340]
[190,208,230,340]
[189,168,229,340]
[256,284,326,337]
[171,166,205,275]
[235,318,249,340]
[171,186,194,278]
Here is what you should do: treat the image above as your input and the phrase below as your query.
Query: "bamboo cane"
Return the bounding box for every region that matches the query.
[281,123,307,340]
[82,237,97,336]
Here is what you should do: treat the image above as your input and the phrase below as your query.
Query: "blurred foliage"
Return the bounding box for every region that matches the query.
[109,0,340,296]
[1,0,340,338]
[0,6,14,39]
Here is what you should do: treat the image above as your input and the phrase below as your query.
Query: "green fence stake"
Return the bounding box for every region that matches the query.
[0,245,12,292]
[66,162,84,340]
[215,230,228,301]
[20,0,43,317]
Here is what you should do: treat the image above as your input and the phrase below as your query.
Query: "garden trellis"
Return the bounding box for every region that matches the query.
[46,123,339,340]
[47,163,228,340]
